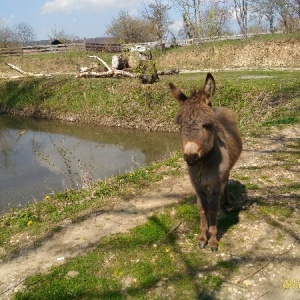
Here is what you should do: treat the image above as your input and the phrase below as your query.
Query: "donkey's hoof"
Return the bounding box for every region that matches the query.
[211,246,218,252]
[199,241,207,249]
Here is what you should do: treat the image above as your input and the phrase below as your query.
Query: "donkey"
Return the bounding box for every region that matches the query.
[169,73,242,252]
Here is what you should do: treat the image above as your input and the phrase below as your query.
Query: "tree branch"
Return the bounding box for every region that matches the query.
[87,55,112,71]
[6,63,53,78]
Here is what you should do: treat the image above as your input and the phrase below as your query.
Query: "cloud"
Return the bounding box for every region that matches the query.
[0,15,16,26]
[41,0,140,14]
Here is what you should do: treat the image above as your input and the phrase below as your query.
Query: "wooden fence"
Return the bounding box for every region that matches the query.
[0,32,281,56]
[0,42,122,56]
[85,43,122,52]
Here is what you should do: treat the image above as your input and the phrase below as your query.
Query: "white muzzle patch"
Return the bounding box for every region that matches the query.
[184,142,199,155]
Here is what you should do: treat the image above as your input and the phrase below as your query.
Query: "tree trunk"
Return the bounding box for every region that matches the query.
[112,55,129,70]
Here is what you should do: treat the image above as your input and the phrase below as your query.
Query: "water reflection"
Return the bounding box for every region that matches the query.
[0,115,179,212]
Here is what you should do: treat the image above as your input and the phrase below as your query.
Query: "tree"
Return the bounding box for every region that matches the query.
[233,0,249,36]
[14,22,35,46]
[252,0,277,32]
[48,26,78,43]
[142,0,173,48]
[106,10,156,43]
[202,2,231,37]
[295,0,300,18]
[171,0,231,39]
[171,0,203,38]
[273,0,300,32]
[0,25,14,47]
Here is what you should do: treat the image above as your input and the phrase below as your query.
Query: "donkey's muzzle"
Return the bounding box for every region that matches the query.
[183,153,199,166]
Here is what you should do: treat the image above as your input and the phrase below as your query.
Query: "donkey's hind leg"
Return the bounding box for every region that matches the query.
[221,182,229,208]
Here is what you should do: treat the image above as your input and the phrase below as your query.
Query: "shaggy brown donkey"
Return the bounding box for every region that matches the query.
[169,73,242,252]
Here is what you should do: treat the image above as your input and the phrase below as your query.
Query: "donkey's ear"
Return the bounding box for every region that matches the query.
[203,73,215,105]
[169,83,187,104]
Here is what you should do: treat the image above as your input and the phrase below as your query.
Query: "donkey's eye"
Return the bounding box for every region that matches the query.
[203,123,212,129]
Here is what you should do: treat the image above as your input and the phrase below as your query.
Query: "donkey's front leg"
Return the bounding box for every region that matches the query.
[208,193,221,252]
[197,196,208,249]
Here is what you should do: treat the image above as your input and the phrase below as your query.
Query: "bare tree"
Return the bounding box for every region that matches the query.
[273,0,300,32]
[252,0,277,32]
[202,1,231,37]
[233,0,249,36]
[0,25,15,47]
[295,0,300,17]
[171,0,203,38]
[14,22,35,46]
[48,26,78,43]
[106,10,155,43]
[172,0,231,39]
[142,0,173,49]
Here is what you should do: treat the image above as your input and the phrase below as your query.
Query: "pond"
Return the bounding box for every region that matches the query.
[0,115,180,213]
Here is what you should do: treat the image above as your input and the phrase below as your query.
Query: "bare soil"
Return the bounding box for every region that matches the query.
[0,124,299,300]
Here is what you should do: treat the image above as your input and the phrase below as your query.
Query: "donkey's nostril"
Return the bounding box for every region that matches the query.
[183,153,199,166]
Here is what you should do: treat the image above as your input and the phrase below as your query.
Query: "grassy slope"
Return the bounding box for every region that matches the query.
[0,34,299,299]
[0,33,300,131]
[0,70,299,131]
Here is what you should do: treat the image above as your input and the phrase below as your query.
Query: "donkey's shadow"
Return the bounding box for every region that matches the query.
[217,180,249,241]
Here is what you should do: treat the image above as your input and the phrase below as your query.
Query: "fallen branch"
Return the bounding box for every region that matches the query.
[157,69,180,75]
[76,55,138,79]
[88,55,112,72]
[167,222,182,235]
[76,55,180,80]
[76,69,137,78]
[6,63,35,76]
[6,63,53,78]
[237,240,297,284]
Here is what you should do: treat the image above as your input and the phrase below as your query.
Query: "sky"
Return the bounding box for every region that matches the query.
[0,0,183,41]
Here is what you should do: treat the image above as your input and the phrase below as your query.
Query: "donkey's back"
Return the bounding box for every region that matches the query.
[213,106,242,169]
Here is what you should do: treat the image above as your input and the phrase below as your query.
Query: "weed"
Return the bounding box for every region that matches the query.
[259,204,293,218]
[245,183,259,190]
[246,212,258,221]
[235,175,250,181]
[216,260,239,272]
[286,183,300,192]
[175,202,199,222]
[200,274,223,291]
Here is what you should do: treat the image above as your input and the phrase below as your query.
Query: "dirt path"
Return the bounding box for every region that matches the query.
[0,125,299,299]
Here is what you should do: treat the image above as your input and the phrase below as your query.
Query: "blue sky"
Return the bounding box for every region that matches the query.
[1,0,183,40]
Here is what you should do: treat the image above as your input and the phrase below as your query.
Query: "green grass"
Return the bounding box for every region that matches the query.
[0,153,183,257]
[0,69,299,132]
[258,202,294,219]
[245,183,259,190]
[13,203,237,300]
[0,43,299,299]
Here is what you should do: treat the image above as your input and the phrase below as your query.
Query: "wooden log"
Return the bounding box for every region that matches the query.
[87,55,111,71]
[157,69,180,75]
[75,69,137,78]
[6,63,53,78]
[6,63,35,76]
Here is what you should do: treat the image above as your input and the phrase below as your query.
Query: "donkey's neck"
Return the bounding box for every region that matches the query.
[199,136,223,169]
